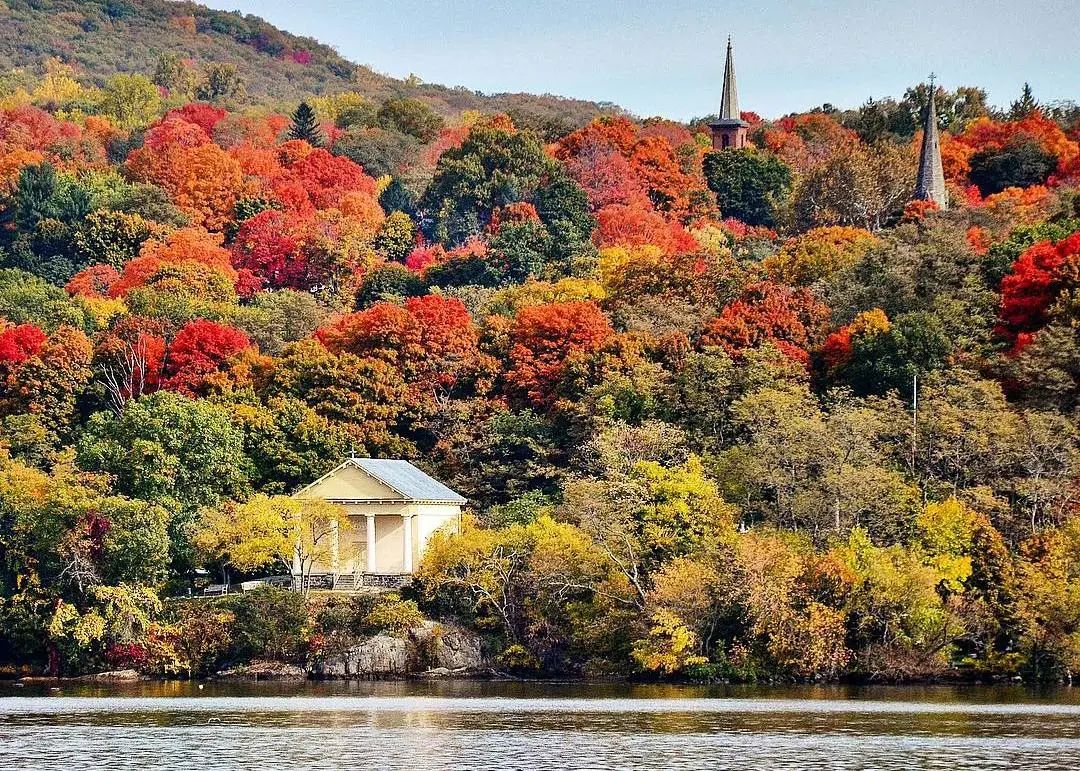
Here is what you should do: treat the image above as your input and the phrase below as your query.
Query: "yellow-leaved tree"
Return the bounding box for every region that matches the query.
[917,497,981,592]
[195,494,351,593]
[631,609,708,674]
[293,499,353,593]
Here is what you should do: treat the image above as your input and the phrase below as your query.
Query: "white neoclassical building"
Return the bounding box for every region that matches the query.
[294,458,465,589]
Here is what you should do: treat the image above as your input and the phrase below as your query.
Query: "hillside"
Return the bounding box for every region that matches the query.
[1,0,1080,687]
[0,0,616,124]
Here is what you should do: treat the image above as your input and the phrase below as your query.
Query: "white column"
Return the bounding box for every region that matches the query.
[365,513,377,573]
[402,514,414,574]
[330,518,340,574]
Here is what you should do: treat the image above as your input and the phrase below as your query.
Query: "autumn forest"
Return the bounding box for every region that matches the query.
[1,1,1080,684]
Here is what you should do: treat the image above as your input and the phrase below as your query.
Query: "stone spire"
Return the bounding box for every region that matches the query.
[915,76,948,208]
[719,36,740,121]
[709,37,749,150]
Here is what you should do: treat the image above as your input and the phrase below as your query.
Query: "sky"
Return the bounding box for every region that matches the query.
[206,0,1076,120]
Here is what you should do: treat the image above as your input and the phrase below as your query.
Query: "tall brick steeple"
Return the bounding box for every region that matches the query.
[710,37,749,150]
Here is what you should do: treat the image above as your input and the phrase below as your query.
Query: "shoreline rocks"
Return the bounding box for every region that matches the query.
[309,621,488,679]
[79,669,142,682]
[310,634,410,678]
[16,670,144,684]
[410,621,485,671]
[5,622,491,683]
[213,660,308,681]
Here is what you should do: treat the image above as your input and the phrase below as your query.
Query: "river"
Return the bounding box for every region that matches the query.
[2,680,1079,769]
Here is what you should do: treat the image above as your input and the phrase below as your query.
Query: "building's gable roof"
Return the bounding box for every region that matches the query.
[352,459,467,504]
[297,458,467,504]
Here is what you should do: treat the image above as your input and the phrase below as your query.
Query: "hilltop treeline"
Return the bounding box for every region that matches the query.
[0,52,1079,681]
[0,0,614,126]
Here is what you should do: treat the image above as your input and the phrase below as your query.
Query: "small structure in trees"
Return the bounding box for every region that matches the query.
[293,458,465,590]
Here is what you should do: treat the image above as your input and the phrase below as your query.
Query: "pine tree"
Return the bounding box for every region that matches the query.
[288,101,324,146]
[1008,83,1039,120]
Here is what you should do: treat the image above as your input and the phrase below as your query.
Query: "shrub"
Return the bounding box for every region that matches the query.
[364,595,424,636]
[311,593,378,643]
[312,593,423,642]
[227,587,310,662]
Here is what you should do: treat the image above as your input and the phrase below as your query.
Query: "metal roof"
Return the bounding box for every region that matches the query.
[348,458,467,504]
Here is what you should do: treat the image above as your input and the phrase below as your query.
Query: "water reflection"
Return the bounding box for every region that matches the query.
[2,681,1080,770]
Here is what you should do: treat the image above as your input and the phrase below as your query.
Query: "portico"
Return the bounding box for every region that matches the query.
[293,458,466,589]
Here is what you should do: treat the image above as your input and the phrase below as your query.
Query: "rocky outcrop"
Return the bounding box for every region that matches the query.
[214,660,308,681]
[410,621,486,671]
[310,634,409,678]
[76,670,142,682]
[310,622,487,679]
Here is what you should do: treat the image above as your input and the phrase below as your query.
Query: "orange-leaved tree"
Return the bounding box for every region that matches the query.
[506,301,614,408]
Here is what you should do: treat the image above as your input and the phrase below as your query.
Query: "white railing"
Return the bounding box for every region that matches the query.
[198,573,411,596]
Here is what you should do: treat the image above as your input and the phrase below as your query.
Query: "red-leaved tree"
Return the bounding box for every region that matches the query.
[162,319,252,396]
[506,301,614,408]
[230,209,310,290]
[0,323,47,365]
[998,231,1080,348]
[702,281,832,365]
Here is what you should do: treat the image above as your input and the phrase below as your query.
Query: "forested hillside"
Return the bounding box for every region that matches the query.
[0,0,614,127]
[1,23,1080,683]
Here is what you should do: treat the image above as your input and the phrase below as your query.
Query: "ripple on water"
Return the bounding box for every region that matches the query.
[2,688,1080,770]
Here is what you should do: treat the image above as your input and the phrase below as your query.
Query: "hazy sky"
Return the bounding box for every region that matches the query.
[207,0,1076,120]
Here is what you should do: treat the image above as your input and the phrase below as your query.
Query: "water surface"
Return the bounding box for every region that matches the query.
[2,680,1078,769]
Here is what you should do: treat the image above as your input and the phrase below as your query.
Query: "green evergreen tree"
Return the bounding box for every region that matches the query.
[1008,83,1039,119]
[378,178,416,215]
[288,100,324,146]
[10,162,59,232]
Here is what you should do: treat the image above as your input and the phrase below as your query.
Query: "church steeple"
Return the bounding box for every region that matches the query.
[710,37,749,151]
[915,75,948,208]
[720,36,741,121]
